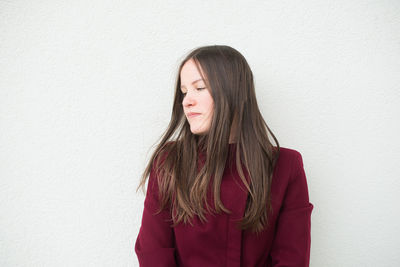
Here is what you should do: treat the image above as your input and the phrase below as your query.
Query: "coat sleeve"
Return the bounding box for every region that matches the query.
[269,151,314,267]
[135,165,177,267]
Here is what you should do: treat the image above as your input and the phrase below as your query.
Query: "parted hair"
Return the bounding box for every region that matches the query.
[138,45,280,233]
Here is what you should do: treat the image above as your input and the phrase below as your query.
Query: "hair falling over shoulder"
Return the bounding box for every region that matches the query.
[138,45,280,233]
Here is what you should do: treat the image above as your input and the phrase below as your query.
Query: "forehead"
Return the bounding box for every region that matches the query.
[180,59,204,83]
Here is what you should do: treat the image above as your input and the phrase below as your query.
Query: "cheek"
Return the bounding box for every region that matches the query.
[208,103,214,115]
[198,91,214,116]
[205,97,214,114]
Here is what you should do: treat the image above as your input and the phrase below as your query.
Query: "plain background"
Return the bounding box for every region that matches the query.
[1,0,399,266]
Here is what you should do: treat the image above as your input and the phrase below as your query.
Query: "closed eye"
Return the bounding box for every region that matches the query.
[181,87,206,96]
[197,87,206,90]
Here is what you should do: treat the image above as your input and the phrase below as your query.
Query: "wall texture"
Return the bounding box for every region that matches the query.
[1,0,399,266]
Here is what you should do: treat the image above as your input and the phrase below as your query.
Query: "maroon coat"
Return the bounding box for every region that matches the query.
[135,145,313,267]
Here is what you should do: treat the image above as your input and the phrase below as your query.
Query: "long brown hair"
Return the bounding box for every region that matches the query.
[138,45,280,233]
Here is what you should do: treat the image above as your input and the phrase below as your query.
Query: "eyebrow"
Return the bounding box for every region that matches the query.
[180,78,204,89]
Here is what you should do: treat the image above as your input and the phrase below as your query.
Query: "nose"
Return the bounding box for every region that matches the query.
[182,90,196,108]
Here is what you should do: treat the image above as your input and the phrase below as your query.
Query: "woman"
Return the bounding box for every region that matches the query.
[135,45,313,267]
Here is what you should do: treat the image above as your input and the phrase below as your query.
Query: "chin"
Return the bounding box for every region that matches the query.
[190,127,208,135]
[191,130,205,135]
[189,122,211,135]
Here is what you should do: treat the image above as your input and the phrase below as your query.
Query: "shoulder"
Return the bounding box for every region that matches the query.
[275,146,304,170]
[276,146,303,160]
[272,146,306,188]
[270,146,311,209]
[148,141,176,189]
[153,141,177,167]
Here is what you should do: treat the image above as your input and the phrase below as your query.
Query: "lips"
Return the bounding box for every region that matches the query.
[187,112,201,118]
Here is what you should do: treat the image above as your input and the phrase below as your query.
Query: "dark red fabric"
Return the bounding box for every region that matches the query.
[135,145,313,267]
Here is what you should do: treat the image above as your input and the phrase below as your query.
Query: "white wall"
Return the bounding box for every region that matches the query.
[1,0,399,266]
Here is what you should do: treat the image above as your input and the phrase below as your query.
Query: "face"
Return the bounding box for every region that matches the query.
[180,59,214,135]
